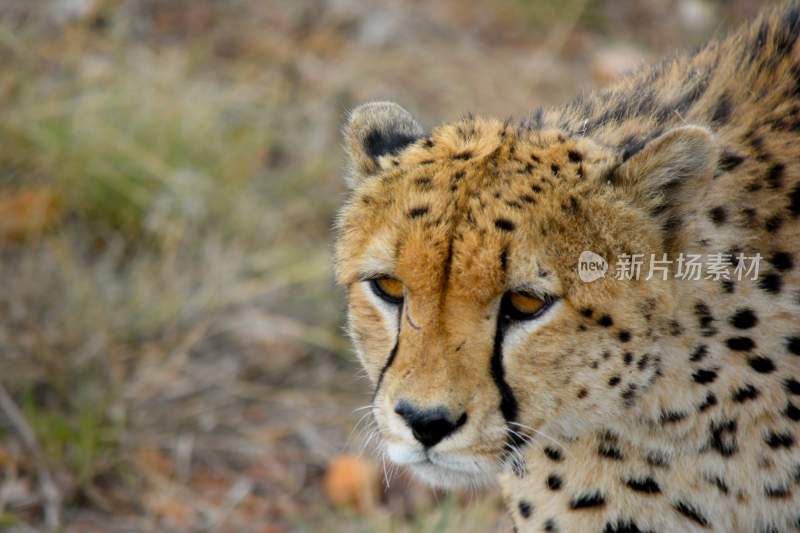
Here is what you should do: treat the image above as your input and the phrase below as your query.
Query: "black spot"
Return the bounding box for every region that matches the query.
[690,344,708,362]
[579,307,593,318]
[569,491,606,510]
[726,337,755,351]
[669,320,683,336]
[544,446,563,462]
[618,330,631,343]
[608,375,621,387]
[776,5,800,56]
[543,518,558,532]
[520,194,536,204]
[748,356,776,373]
[620,136,646,162]
[721,279,735,294]
[765,430,794,449]
[452,150,473,160]
[597,314,614,327]
[645,451,669,468]
[732,384,760,403]
[602,520,654,533]
[786,378,800,395]
[660,410,687,424]
[766,214,784,233]
[531,184,543,193]
[551,164,560,176]
[708,206,727,225]
[625,477,661,494]
[598,442,624,461]
[637,354,650,371]
[707,475,729,494]
[414,176,432,188]
[407,206,429,219]
[494,218,515,232]
[499,247,509,273]
[699,392,717,412]
[568,150,583,163]
[623,352,633,365]
[518,500,533,519]
[765,484,791,499]
[785,401,800,421]
[748,132,767,159]
[695,302,717,337]
[787,337,800,356]
[693,369,718,385]
[790,184,800,217]
[577,387,589,399]
[662,214,683,235]
[622,384,638,406]
[451,170,466,183]
[766,163,785,189]
[364,130,419,159]
[709,418,738,457]
[718,150,745,172]
[771,251,794,271]
[711,94,732,126]
[546,474,563,491]
[730,309,757,329]
[672,500,709,528]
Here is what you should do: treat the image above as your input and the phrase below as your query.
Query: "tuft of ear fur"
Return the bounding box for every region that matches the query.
[343,101,424,187]
[611,126,718,224]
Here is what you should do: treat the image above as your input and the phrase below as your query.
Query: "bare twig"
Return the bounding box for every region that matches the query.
[0,383,61,530]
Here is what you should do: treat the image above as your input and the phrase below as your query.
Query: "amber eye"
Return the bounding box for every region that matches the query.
[370,276,405,304]
[501,291,553,321]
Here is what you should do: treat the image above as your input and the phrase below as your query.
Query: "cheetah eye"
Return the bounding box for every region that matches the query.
[501,291,554,321]
[370,276,405,304]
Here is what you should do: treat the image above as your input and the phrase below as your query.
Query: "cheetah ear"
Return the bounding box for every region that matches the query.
[343,101,424,187]
[612,125,718,218]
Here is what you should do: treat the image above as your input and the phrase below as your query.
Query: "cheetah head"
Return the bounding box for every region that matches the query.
[335,102,717,488]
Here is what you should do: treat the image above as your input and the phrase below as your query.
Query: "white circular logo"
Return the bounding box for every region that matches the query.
[578,251,608,283]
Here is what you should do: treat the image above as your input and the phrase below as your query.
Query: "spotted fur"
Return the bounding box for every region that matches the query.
[335,3,800,532]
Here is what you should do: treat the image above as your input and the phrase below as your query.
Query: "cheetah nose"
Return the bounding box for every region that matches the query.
[394,400,467,448]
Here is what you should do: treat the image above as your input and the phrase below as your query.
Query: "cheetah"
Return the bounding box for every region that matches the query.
[334,3,800,532]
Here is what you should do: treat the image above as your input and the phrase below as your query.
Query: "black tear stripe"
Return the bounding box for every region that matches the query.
[492,314,523,450]
[372,303,403,401]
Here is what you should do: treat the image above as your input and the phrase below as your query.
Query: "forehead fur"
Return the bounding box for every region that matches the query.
[334,117,635,297]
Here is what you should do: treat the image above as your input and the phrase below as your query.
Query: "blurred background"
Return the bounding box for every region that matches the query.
[0,0,770,531]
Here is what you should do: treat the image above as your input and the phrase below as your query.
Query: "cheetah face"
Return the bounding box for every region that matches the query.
[335,102,716,488]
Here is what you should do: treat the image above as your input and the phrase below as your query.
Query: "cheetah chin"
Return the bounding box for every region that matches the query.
[386,441,499,488]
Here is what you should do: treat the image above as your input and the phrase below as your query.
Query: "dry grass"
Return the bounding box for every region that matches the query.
[0,0,764,530]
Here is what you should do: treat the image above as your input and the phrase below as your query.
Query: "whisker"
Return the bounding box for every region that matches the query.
[381,451,392,489]
[347,409,376,447]
[508,420,567,453]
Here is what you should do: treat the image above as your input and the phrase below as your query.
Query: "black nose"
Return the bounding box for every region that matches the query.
[394,400,467,448]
